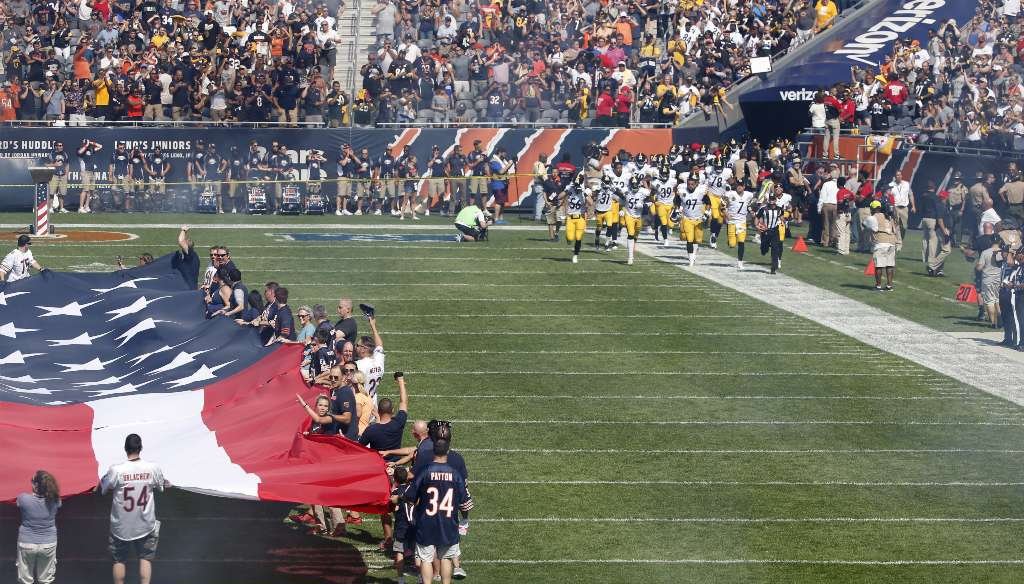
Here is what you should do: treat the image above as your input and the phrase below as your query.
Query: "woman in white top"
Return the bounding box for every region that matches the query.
[808,93,827,129]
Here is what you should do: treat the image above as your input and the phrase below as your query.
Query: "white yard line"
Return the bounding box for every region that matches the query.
[457,447,1024,454]
[460,559,1024,566]
[637,240,1024,407]
[471,480,1024,486]
[404,370,925,377]
[468,516,1024,523]
[0,222,551,231]
[449,420,1024,426]
[387,331,831,336]
[390,349,886,356]
[415,394,958,401]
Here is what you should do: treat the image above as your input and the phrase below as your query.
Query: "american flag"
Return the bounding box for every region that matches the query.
[35,181,50,235]
[0,255,389,509]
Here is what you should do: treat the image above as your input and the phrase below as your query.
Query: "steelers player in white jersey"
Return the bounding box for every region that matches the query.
[593,174,620,251]
[619,175,651,265]
[603,160,632,247]
[674,175,711,267]
[563,174,594,264]
[651,164,678,246]
[723,177,755,270]
[705,164,732,249]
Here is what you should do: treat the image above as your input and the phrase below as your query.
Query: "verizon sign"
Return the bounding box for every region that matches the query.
[835,0,945,66]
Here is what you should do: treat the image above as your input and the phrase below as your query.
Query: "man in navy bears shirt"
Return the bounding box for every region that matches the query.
[269,287,297,345]
[404,439,473,584]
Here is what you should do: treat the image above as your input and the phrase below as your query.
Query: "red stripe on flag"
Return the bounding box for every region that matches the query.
[201,345,391,511]
[0,402,99,502]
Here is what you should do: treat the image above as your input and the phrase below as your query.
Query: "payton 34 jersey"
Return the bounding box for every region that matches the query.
[724,190,754,225]
[404,462,474,547]
[675,183,709,220]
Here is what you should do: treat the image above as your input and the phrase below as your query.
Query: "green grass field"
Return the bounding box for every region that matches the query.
[7,214,1024,583]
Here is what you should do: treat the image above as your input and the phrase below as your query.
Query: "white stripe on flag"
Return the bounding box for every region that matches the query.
[89,389,261,498]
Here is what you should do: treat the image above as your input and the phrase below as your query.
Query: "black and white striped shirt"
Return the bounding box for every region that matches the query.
[756,204,785,229]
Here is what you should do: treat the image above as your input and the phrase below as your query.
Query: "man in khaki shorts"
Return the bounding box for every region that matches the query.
[862,200,898,291]
[48,142,69,212]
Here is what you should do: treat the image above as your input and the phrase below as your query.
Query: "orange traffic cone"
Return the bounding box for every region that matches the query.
[791,236,808,253]
[864,258,876,276]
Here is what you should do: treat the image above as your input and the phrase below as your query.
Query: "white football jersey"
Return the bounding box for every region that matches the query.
[594,186,617,212]
[724,190,754,225]
[707,167,733,196]
[356,345,386,405]
[101,459,166,541]
[775,192,793,211]
[623,187,649,218]
[1,248,35,281]
[676,184,708,220]
[603,167,632,194]
[652,177,677,204]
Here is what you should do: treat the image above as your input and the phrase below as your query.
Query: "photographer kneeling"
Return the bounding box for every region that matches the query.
[454,204,491,242]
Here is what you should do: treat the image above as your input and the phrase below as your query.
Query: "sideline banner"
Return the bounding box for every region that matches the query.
[0,128,677,212]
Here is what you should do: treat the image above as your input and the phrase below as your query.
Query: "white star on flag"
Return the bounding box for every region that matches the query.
[164,361,235,389]
[0,374,59,384]
[92,277,159,295]
[37,299,103,317]
[0,351,45,365]
[1,385,52,395]
[0,291,28,306]
[106,296,171,321]
[54,355,125,373]
[72,369,142,387]
[115,318,168,348]
[87,379,158,398]
[46,330,114,347]
[146,349,215,375]
[126,338,194,368]
[0,322,40,339]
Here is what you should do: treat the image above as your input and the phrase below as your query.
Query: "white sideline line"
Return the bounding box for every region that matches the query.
[461,559,1024,566]
[309,298,744,303]
[413,394,966,401]
[0,222,552,231]
[281,283,720,288]
[336,314,796,319]
[390,350,886,356]
[451,420,1024,426]
[47,254,657,262]
[457,448,1024,454]
[387,331,831,336]
[405,371,924,377]
[468,517,1024,523]
[471,480,1024,487]
[637,240,1024,406]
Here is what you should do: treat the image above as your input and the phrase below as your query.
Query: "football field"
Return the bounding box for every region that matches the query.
[7,215,1024,583]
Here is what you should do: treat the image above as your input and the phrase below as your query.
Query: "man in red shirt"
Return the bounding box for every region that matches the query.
[822,90,844,159]
[883,75,908,118]
[594,87,615,127]
[615,85,632,127]
[835,176,856,255]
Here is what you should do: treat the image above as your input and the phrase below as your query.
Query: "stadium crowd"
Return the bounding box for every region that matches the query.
[353,0,848,126]
[806,0,1024,153]
[0,0,853,126]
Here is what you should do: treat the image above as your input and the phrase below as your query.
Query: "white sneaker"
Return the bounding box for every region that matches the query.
[232,208,237,214]
[412,215,421,221]
[710,241,717,249]
[425,209,430,216]
[627,257,634,265]
[335,209,343,216]
[374,209,382,215]
[355,209,363,215]
[572,255,579,264]
[59,208,69,213]
[688,256,696,267]
[218,209,224,214]
[342,209,353,216]
[453,566,467,580]
[777,259,782,269]
[662,239,669,247]
[737,260,744,270]
[390,209,400,216]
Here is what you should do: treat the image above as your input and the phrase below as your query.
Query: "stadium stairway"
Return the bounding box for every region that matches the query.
[333,1,379,97]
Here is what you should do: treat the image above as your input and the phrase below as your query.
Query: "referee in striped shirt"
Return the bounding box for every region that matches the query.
[756,193,786,275]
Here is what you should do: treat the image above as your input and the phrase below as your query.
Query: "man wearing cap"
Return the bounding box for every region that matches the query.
[862,201,898,291]
[1,235,43,282]
[946,172,968,245]
[49,142,69,213]
[998,171,1024,226]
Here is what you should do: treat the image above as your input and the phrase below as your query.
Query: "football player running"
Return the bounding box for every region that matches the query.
[674,175,711,267]
[651,162,678,246]
[593,174,620,252]
[620,176,651,265]
[563,174,594,264]
[705,162,732,248]
[723,177,755,270]
[602,159,631,248]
